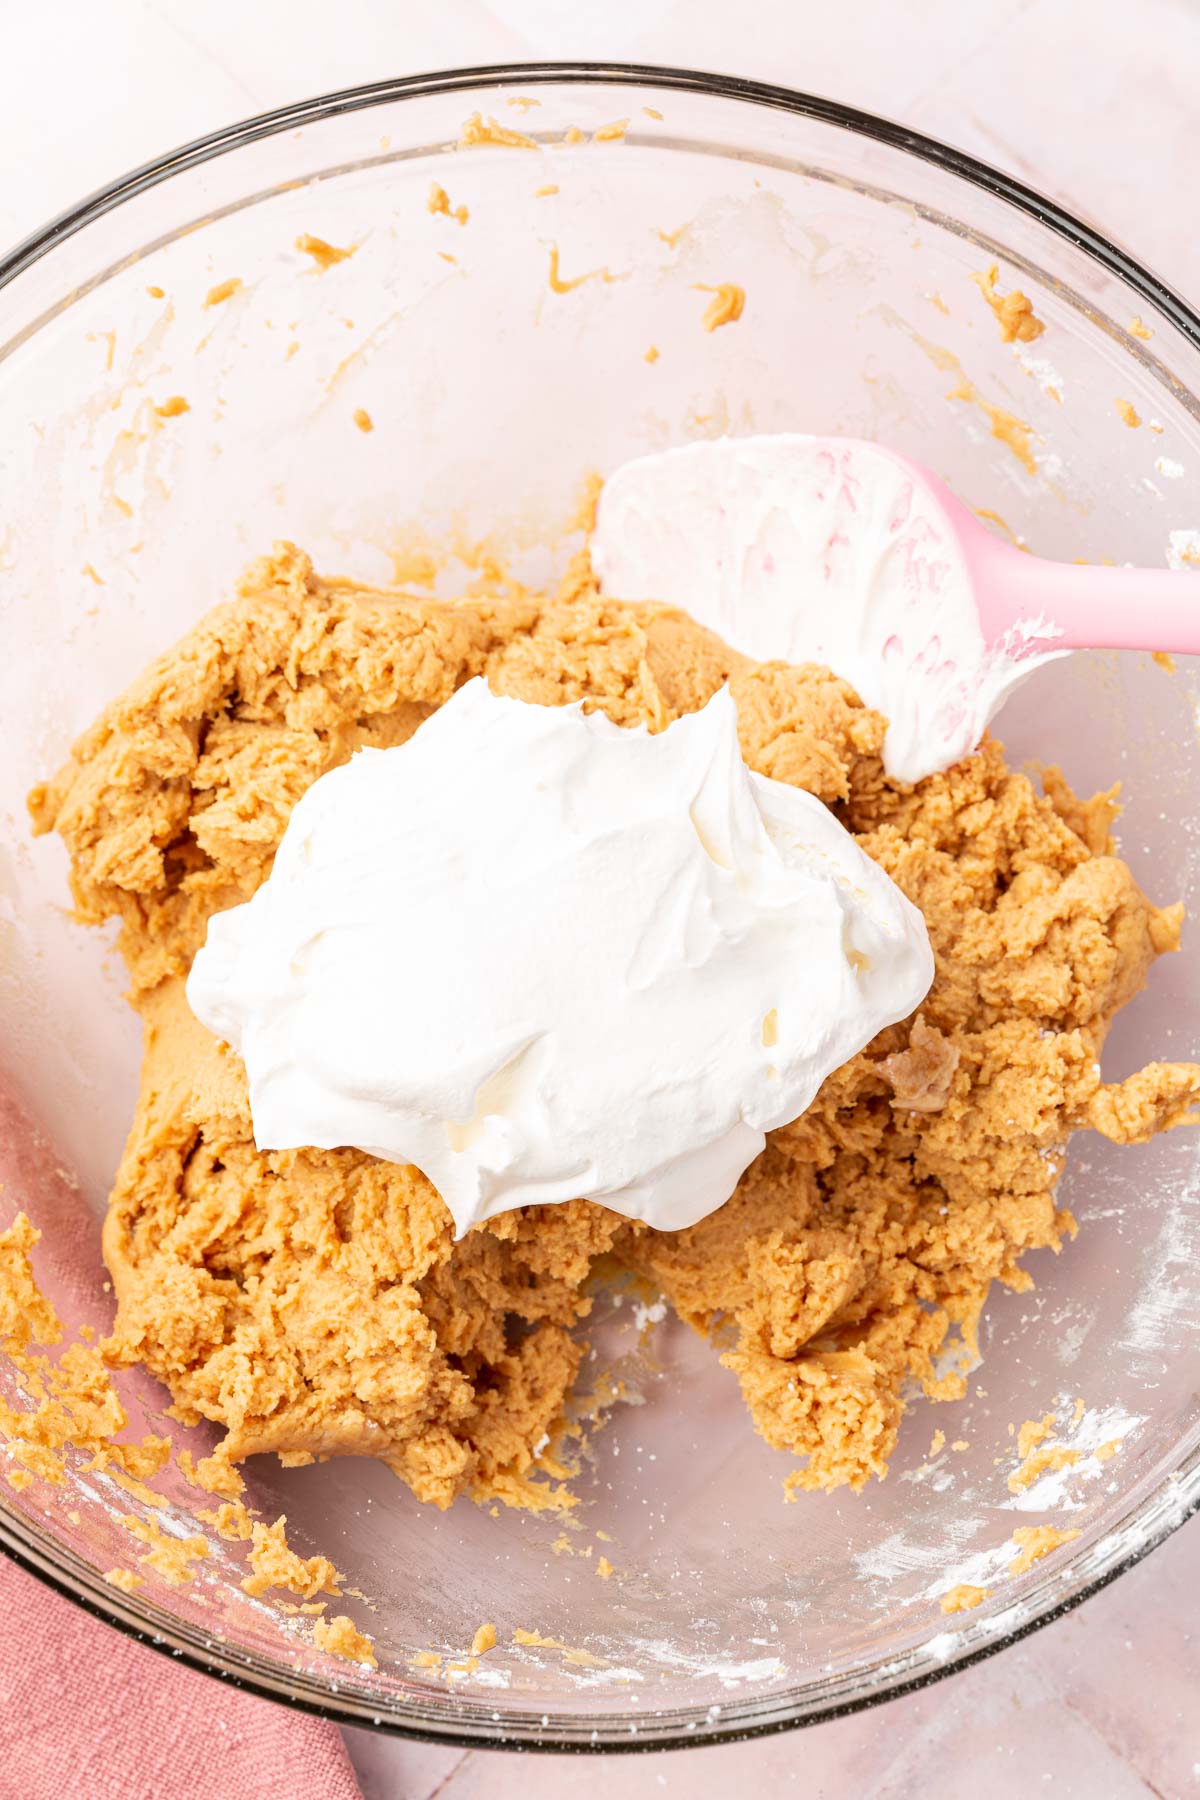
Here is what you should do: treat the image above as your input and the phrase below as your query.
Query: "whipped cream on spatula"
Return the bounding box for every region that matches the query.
[592,434,1064,784]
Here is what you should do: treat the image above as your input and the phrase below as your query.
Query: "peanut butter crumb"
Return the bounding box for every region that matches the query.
[1086,1061,1200,1140]
[512,1628,604,1667]
[644,344,660,364]
[120,1515,207,1587]
[104,1568,143,1593]
[146,285,165,299]
[1094,1438,1122,1462]
[109,1469,168,1509]
[197,1499,256,1542]
[352,408,374,434]
[972,264,1045,344]
[1129,316,1153,340]
[313,1614,377,1668]
[10,1445,60,1483]
[1009,1524,1080,1576]
[951,1439,970,1452]
[471,1621,497,1656]
[696,282,745,331]
[175,1449,201,1488]
[547,246,621,294]
[81,562,104,585]
[241,1516,342,1599]
[562,125,585,145]
[592,118,629,142]
[191,1455,244,1498]
[657,224,687,249]
[507,96,540,110]
[1007,1411,1086,1497]
[426,183,469,226]
[1010,1433,1080,1494]
[295,234,354,271]
[204,278,242,307]
[459,113,537,150]
[596,1556,615,1579]
[643,107,664,120]
[1016,1413,1054,1458]
[0,1215,61,1348]
[1115,397,1142,428]
[928,1428,946,1457]
[1071,1396,1087,1428]
[154,396,189,420]
[5,1468,33,1493]
[535,183,559,197]
[941,1583,989,1614]
[0,1215,171,1493]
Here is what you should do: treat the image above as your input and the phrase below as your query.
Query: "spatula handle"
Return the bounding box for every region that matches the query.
[960,517,1200,655]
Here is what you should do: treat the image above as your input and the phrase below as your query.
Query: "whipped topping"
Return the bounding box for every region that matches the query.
[591,434,1066,784]
[187,679,933,1237]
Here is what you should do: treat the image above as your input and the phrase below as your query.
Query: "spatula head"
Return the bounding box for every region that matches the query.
[592,434,1066,784]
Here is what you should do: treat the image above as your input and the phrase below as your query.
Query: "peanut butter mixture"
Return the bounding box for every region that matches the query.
[28,542,1200,1508]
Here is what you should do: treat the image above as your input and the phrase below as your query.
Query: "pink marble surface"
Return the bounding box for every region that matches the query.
[4,2,1199,1793]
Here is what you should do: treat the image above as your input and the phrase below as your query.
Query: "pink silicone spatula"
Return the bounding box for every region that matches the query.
[590,434,1198,784]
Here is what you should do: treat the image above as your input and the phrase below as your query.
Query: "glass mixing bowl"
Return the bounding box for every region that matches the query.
[1,65,1199,1754]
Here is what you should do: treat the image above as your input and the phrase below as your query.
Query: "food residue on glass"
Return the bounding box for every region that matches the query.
[427,182,469,226]
[459,113,538,150]
[1009,1525,1081,1577]
[547,245,620,294]
[295,234,355,271]
[972,263,1046,345]
[696,282,745,331]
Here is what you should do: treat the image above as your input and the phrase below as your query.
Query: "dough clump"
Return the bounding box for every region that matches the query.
[30,542,1200,1504]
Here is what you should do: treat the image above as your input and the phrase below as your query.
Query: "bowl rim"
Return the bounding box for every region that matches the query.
[1,57,1198,1756]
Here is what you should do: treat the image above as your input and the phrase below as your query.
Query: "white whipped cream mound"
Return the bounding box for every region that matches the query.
[187,679,933,1238]
[591,434,1066,784]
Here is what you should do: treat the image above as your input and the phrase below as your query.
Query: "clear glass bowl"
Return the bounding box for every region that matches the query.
[2,65,1199,1753]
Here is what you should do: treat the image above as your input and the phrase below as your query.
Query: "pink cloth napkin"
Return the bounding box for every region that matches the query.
[0,1554,363,1800]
